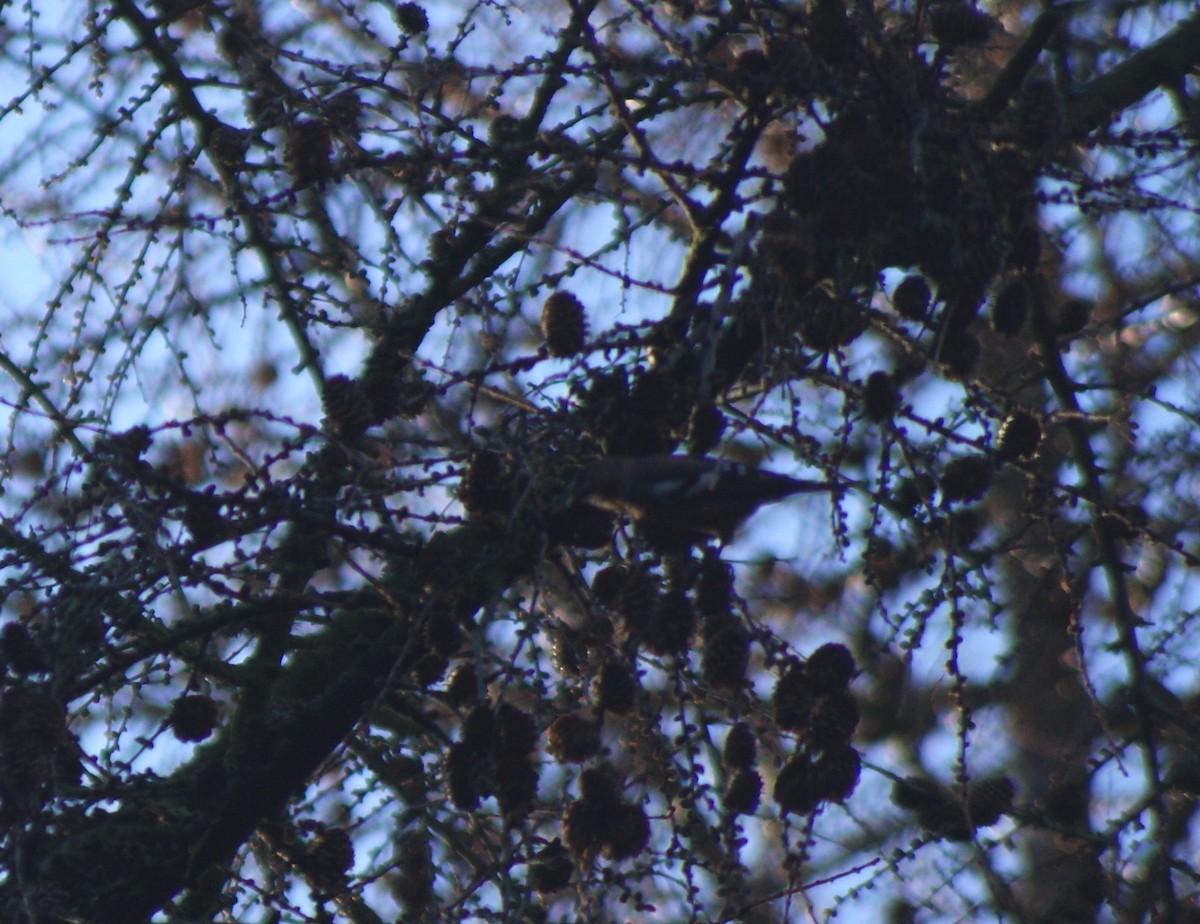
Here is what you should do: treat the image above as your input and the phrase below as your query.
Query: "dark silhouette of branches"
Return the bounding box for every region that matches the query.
[0,1,1197,922]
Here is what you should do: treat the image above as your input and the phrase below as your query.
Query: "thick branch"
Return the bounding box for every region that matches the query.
[1066,11,1200,138]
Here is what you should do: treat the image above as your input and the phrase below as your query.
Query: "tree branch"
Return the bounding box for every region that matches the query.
[1066,11,1200,138]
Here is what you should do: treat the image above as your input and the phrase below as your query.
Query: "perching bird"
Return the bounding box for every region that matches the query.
[576,454,844,543]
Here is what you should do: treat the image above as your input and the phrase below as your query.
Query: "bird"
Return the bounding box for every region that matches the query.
[575,454,846,543]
